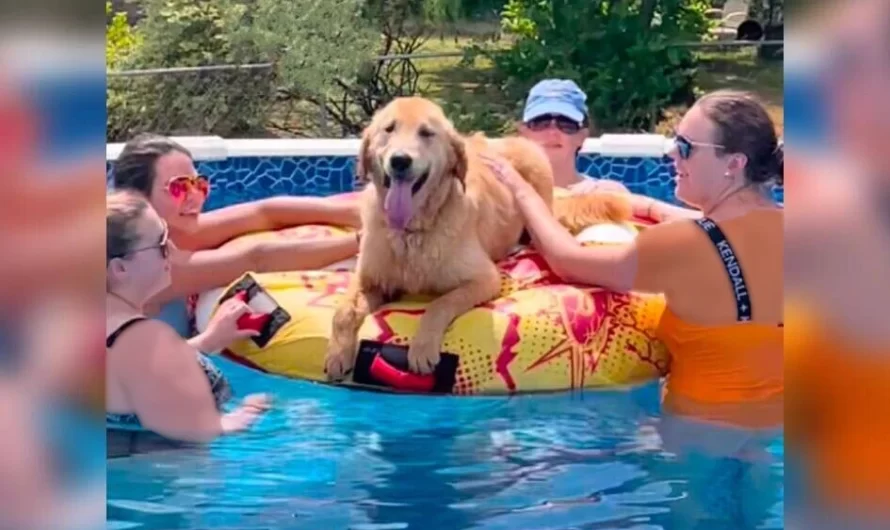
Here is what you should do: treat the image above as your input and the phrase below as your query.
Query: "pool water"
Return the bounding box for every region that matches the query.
[107,359,783,530]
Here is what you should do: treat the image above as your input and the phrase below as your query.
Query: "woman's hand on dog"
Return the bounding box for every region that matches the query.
[480,153,531,197]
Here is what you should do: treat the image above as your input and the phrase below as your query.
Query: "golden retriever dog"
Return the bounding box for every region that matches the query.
[324,96,629,379]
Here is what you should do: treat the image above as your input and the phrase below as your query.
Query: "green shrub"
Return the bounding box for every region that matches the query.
[472,0,713,132]
[106,0,276,141]
[106,1,140,70]
[106,0,379,140]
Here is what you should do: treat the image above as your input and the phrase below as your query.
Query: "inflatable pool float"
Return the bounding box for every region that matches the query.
[194,191,669,395]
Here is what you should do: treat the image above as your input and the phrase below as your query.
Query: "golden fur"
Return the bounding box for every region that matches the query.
[325,96,630,378]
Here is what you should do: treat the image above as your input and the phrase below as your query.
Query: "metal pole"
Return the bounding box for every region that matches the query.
[107,63,275,77]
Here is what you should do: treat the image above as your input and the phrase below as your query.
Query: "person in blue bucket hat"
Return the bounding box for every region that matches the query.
[519,78,702,221]
[518,79,629,194]
[523,78,588,125]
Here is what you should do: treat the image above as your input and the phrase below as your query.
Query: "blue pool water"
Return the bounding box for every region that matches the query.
[107,359,783,530]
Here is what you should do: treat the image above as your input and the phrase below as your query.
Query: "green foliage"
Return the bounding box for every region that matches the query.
[362,0,505,22]
[106,0,377,140]
[310,0,436,136]
[105,2,140,70]
[107,0,256,140]
[749,0,784,26]
[130,0,243,67]
[471,0,713,132]
[107,0,276,141]
[227,0,378,100]
[106,0,723,139]
[421,0,506,20]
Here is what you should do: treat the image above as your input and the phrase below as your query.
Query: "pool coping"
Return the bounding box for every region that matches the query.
[106,134,676,161]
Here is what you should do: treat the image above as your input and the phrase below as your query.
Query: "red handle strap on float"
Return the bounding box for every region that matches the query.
[233,290,273,332]
[369,354,436,393]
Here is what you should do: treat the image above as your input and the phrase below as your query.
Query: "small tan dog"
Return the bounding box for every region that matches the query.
[324,97,629,379]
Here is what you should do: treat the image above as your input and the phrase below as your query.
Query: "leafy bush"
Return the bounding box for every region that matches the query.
[107,0,277,141]
[471,0,713,132]
[106,1,140,70]
[363,0,506,22]
[301,0,437,136]
[106,0,383,140]
[226,0,377,100]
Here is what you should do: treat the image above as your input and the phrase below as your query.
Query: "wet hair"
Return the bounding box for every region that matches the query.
[112,133,192,196]
[107,190,150,265]
[696,90,784,186]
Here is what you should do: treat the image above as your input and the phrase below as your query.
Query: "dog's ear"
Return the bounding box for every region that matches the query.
[448,129,468,191]
[355,126,373,188]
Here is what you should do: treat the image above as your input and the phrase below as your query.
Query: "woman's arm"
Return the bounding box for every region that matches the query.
[484,153,680,293]
[512,184,640,291]
[187,333,217,353]
[148,234,360,307]
[188,196,362,250]
[113,321,231,442]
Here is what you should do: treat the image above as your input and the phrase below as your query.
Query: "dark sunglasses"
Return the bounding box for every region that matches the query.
[111,223,171,260]
[525,114,583,135]
[673,134,725,160]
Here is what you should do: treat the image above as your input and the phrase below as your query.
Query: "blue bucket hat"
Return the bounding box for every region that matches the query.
[522,79,588,124]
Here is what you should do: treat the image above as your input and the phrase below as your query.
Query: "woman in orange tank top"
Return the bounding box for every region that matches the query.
[484,89,784,527]
[484,89,783,418]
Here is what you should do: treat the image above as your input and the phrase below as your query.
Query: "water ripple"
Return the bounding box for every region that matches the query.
[107,364,783,529]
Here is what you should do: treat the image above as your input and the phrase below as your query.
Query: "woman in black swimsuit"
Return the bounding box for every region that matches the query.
[106,190,270,457]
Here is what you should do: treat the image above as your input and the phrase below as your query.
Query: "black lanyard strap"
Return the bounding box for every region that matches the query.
[694,218,753,322]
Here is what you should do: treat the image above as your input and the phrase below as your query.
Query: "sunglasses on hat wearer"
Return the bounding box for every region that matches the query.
[525,114,584,135]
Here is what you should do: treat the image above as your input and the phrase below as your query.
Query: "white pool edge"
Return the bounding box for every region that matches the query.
[106,134,675,161]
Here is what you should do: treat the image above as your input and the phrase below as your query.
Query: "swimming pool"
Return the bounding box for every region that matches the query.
[107,358,783,530]
[106,136,784,530]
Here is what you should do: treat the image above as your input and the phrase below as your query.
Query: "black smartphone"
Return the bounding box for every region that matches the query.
[217,273,292,349]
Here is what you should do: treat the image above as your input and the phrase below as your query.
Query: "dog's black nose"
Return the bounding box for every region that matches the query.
[389,152,413,174]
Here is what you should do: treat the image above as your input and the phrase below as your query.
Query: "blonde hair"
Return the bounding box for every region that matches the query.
[106,190,150,265]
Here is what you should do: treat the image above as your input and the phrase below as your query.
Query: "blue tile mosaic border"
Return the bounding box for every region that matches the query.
[106,153,782,209]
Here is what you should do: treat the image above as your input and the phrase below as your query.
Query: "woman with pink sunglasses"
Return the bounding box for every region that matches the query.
[110,133,362,338]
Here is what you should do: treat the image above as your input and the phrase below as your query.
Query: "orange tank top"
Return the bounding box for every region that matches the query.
[632,210,784,425]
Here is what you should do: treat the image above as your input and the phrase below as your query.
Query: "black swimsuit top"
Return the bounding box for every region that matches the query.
[105,317,232,430]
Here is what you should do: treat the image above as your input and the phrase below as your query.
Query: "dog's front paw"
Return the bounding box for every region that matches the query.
[324,343,356,381]
[407,337,441,375]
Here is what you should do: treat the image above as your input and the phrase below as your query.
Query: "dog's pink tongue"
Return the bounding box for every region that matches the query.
[384,181,414,230]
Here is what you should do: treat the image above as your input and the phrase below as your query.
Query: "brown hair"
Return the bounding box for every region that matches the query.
[112,133,192,196]
[107,190,150,265]
[697,90,783,186]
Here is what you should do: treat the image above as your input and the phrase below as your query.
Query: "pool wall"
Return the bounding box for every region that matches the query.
[105,135,783,209]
